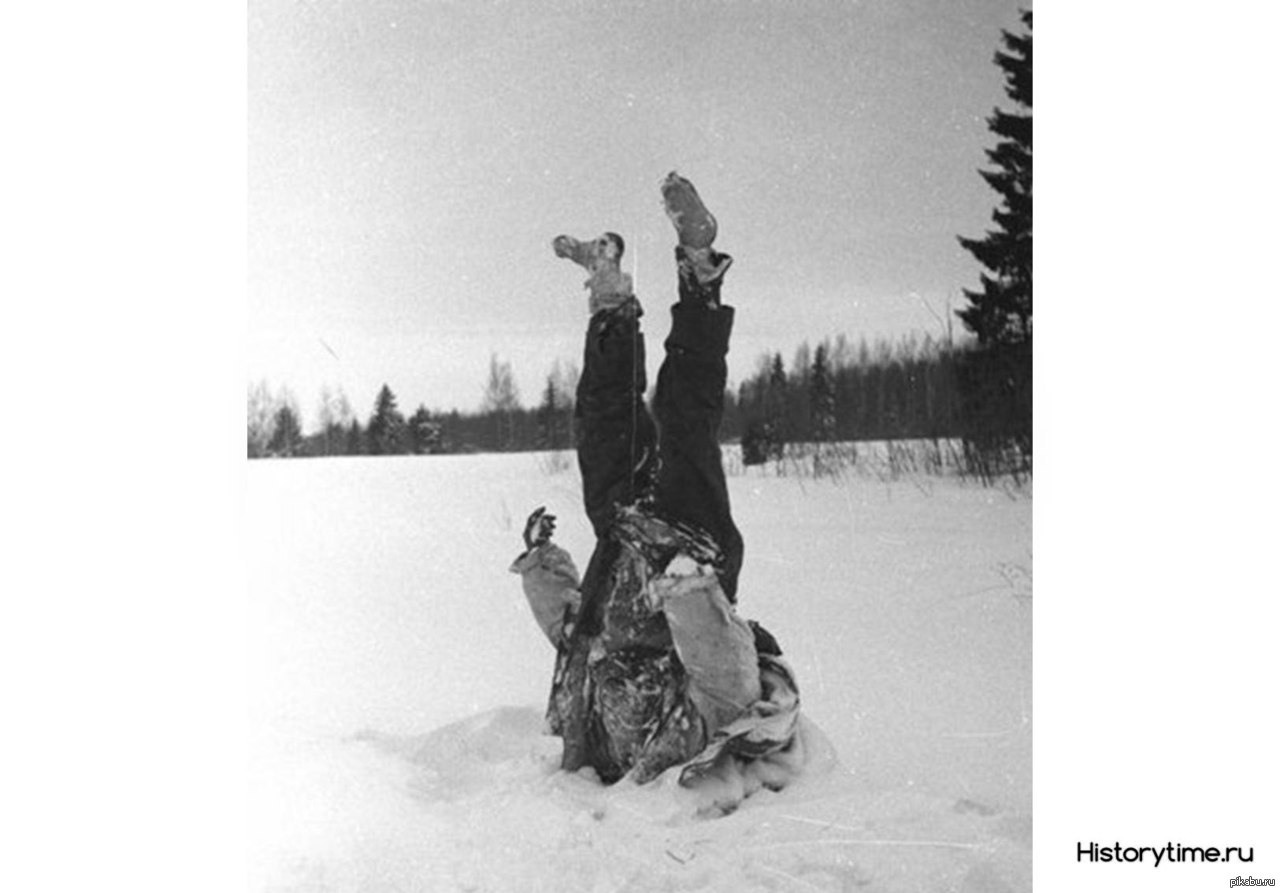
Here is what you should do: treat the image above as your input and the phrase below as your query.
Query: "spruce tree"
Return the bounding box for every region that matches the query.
[809,345,836,443]
[809,344,838,475]
[346,418,364,455]
[952,11,1033,477]
[538,374,560,450]
[765,352,788,458]
[957,10,1032,345]
[267,403,303,457]
[367,384,406,455]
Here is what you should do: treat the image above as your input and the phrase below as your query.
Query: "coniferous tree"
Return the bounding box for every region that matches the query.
[739,365,766,465]
[953,10,1033,477]
[788,341,813,442]
[766,352,788,450]
[537,374,560,450]
[536,359,578,451]
[267,403,303,457]
[809,344,836,443]
[957,10,1032,345]
[741,352,788,466]
[345,418,364,455]
[809,344,838,475]
[367,384,406,455]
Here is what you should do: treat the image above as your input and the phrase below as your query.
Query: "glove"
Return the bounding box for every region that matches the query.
[523,506,557,550]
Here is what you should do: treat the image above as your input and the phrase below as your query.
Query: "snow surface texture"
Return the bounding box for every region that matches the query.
[247,449,1031,892]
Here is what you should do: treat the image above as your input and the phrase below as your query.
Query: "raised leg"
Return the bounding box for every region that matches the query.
[651,302,743,600]
[574,305,658,539]
[650,173,744,600]
[553,230,658,539]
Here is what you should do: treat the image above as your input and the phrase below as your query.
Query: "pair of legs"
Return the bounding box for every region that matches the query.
[570,209,759,738]
[573,269,744,601]
[548,175,763,781]
[564,176,740,603]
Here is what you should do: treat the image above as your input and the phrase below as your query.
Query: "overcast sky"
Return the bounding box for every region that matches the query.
[248,0,1027,421]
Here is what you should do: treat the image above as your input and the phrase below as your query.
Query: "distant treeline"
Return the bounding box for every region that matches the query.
[246,355,580,459]
[247,334,1030,478]
[726,333,1030,478]
[728,333,963,448]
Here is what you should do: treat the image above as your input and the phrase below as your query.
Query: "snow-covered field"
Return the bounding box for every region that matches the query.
[246,449,1031,892]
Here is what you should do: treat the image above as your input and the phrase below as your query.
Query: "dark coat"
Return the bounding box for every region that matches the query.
[513,507,799,786]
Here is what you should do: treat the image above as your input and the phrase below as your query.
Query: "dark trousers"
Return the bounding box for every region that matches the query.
[555,293,747,775]
[573,300,743,603]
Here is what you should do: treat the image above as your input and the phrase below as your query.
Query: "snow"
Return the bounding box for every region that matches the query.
[246,449,1031,892]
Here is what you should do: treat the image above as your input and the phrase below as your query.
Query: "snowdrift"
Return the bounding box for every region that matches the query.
[253,706,1029,892]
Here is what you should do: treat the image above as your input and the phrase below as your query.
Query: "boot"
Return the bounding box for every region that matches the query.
[660,171,718,251]
[662,173,732,308]
[552,234,637,316]
[675,246,733,308]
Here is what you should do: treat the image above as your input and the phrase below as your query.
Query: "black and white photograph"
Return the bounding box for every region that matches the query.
[14,2,1277,893]
[245,2,1033,890]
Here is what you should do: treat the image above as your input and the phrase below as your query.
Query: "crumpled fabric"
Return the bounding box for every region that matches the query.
[678,653,802,788]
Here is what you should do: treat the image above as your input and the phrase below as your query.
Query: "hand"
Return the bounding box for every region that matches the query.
[523,506,557,550]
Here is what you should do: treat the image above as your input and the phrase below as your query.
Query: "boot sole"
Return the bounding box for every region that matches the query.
[661,172,717,250]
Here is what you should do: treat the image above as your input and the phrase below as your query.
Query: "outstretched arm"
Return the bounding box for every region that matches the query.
[509,508,582,648]
[651,565,761,734]
[552,234,657,536]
